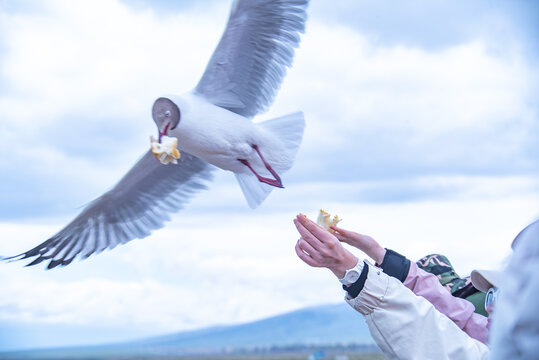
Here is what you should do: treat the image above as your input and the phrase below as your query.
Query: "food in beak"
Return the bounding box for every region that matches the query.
[150,135,181,164]
[316,209,341,231]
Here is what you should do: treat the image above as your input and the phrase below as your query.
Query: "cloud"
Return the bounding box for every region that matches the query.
[309,0,539,59]
[277,23,539,181]
[0,0,538,350]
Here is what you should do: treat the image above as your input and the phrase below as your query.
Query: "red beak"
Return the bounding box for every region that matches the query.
[158,123,170,143]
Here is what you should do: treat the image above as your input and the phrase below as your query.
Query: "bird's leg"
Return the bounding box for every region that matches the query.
[238,159,284,188]
[252,145,284,185]
[238,145,283,188]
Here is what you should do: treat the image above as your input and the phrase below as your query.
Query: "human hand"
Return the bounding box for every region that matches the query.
[330,226,386,265]
[293,214,358,279]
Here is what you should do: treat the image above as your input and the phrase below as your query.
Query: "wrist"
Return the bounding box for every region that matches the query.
[332,254,359,279]
[372,246,386,265]
[338,260,365,286]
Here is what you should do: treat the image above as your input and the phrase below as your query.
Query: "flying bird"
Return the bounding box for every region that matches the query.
[4,0,309,269]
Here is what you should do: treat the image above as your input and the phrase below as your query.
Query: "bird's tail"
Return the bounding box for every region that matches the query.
[235,111,305,208]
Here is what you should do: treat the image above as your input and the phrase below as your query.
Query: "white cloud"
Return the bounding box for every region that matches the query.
[0,0,229,147]
[277,22,536,154]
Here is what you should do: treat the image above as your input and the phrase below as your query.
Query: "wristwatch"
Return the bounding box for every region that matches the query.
[339,260,364,286]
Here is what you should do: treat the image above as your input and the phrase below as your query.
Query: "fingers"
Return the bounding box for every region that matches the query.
[293,217,321,247]
[295,214,332,243]
[296,236,317,258]
[330,227,352,245]
[293,217,313,239]
[330,225,346,233]
[331,225,351,237]
[293,214,345,271]
[331,226,369,246]
[294,217,333,255]
[295,239,317,267]
[331,228,346,241]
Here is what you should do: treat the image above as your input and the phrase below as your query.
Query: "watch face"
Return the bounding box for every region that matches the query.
[345,269,360,283]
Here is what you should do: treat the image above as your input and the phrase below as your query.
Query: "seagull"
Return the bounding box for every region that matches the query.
[4,0,309,269]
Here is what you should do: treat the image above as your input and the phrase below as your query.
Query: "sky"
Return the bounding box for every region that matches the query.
[0,0,538,352]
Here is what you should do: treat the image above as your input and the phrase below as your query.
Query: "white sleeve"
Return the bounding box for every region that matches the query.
[345,263,490,360]
[490,219,539,359]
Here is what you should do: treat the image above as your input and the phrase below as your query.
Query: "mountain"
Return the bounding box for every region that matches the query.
[134,302,373,349]
[0,303,376,359]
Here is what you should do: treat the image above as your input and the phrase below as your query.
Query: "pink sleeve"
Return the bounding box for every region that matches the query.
[403,262,489,344]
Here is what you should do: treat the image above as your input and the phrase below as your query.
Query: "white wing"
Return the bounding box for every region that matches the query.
[194,0,308,118]
[5,151,214,269]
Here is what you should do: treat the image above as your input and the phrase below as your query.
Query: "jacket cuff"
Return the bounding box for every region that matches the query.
[343,262,369,298]
[378,249,410,283]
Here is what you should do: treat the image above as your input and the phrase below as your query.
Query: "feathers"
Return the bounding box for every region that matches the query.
[5,151,214,269]
[195,0,308,118]
[234,111,305,208]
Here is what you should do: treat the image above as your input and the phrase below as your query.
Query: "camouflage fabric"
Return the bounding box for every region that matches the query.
[417,254,488,317]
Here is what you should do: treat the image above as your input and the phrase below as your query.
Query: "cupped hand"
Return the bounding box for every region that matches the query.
[293,214,358,279]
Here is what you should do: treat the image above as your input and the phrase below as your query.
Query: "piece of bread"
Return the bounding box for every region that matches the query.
[150,135,181,165]
[316,209,341,231]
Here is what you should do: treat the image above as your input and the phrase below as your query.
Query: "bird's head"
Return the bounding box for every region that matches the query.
[152,97,180,142]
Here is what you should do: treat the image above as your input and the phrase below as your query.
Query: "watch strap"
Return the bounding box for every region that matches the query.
[339,260,364,285]
[343,262,369,298]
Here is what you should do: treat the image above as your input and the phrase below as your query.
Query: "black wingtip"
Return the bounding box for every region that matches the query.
[0,253,58,271]
[0,254,11,261]
[1,253,26,263]
[47,259,65,270]
[25,256,48,267]
[61,258,75,267]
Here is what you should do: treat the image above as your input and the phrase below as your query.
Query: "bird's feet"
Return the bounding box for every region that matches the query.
[238,145,283,188]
